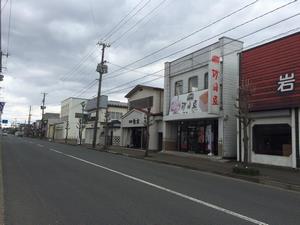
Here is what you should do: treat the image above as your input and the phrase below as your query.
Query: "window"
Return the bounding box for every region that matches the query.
[204,72,208,89]
[109,112,123,120]
[188,76,198,92]
[175,80,183,96]
[252,124,292,156]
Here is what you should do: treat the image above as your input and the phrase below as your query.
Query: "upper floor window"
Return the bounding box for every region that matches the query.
[109,112,123,120]
[175,80,183,96]
[204,72,208,89]
[188,76,198,92]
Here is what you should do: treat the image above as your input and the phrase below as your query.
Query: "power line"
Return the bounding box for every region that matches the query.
[58,0,151,83]
[102,16,300,95]
[107,61,162,77]
[104,0,297,81]
[5,0,12,68]
[111,0,169,45]
[105,0,259,77]
[74,79,98,98]
[113,0,172,50]
[103,0,149,41]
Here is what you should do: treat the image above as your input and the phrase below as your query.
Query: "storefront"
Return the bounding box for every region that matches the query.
[175,119,218,154]
[120,85,164,151]
[238,32,300,168]
[163,37,243,158]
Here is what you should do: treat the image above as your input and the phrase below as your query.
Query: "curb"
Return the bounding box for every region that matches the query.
[107,150,300,193]
[0,138,5,225]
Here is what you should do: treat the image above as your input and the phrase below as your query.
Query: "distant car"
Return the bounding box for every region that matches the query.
[2,132,8,136]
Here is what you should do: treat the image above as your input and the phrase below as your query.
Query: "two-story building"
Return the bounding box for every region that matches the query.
[121,85,164,151]
[59,97,88,141]
[238,32,300,168]
[163,37,243,157]
[84,96,128,146]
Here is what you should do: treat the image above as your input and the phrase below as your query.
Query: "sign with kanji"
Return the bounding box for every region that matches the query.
[208,49,221,114]
[277,73,295,93]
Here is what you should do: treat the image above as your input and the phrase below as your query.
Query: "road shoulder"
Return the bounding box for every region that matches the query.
[0,138,4,225]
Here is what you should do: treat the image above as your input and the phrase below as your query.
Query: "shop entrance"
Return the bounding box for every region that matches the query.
[177,119,218,155]
[131,127,146,149]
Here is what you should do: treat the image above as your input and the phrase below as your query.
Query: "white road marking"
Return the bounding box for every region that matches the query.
[49,148,62,154]
[47,149,268,225]
[37,144,44,147]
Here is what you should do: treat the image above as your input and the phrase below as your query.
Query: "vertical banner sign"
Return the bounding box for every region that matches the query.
[208,48,221,114]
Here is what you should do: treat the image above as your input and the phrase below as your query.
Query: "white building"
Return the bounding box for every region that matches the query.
[59,97,88,141]
[121,85,164,151]
[163,37,243,157]
[84,97,128,146]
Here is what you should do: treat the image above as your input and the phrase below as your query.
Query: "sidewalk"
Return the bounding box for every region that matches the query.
[108,146,300,192]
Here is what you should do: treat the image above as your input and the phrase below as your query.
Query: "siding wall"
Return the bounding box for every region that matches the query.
[241,32,300,111]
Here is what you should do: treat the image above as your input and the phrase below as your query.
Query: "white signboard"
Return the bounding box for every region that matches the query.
[169,89,208,115]
[208,49,221,114]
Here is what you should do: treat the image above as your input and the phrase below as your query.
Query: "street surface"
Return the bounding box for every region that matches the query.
[1,135,300,225]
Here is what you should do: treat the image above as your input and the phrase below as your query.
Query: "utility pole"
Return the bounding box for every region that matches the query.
[40,92,47,138]
[104,109,110,149]
[92,42,109,149]
[0,0,7,82]
[28,105,32,125]
[0,0,3,82]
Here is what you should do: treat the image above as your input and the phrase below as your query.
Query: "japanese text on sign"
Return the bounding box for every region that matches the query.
[277,73,295,93]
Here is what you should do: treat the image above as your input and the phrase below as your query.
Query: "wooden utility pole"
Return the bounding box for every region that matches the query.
[28,105,32,125]
[0,0,2,81]
[104,109,110,149]
[92,42,109,148]
[40,92,47,138]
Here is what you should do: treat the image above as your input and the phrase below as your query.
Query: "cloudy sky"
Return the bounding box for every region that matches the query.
[0,0,299,124]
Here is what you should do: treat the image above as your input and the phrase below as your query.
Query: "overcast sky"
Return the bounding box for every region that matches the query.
[0,0,299,124]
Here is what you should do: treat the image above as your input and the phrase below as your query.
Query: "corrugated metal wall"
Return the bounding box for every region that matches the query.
[241,32,300,111]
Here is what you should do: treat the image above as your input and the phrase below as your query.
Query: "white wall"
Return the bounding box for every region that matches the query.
[163,37,242,157]
[238,109,296,168]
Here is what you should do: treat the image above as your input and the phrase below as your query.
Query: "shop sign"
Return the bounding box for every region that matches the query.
[169,89,208,115]
[208,49,221,114]
[277,73,295,93]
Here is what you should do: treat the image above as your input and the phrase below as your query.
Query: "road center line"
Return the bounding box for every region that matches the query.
[47,149,268,225]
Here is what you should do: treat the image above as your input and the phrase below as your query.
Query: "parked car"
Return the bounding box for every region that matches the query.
[2,132,8,136]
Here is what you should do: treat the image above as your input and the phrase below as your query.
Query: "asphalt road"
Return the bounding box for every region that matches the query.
[1,135,300,225]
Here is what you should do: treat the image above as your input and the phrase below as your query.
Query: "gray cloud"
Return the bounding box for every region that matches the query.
[1,0,299,123]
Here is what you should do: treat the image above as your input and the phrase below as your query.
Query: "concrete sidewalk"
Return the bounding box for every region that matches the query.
[108,146,300,192]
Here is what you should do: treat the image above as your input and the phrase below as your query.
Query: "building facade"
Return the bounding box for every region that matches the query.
[84,97,128,146]
[163,37,243,157]
[121,85,164,151]
[238,32,300,168]
[59,97,88,141]
[44,113,60,139]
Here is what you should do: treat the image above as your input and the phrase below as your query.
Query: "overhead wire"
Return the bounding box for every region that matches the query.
[110,0,169,45]
[103,0,151,41]
[58,0,152,82]
[105,0,260,77]
[102,14,300,95]
[104,0,297,81]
